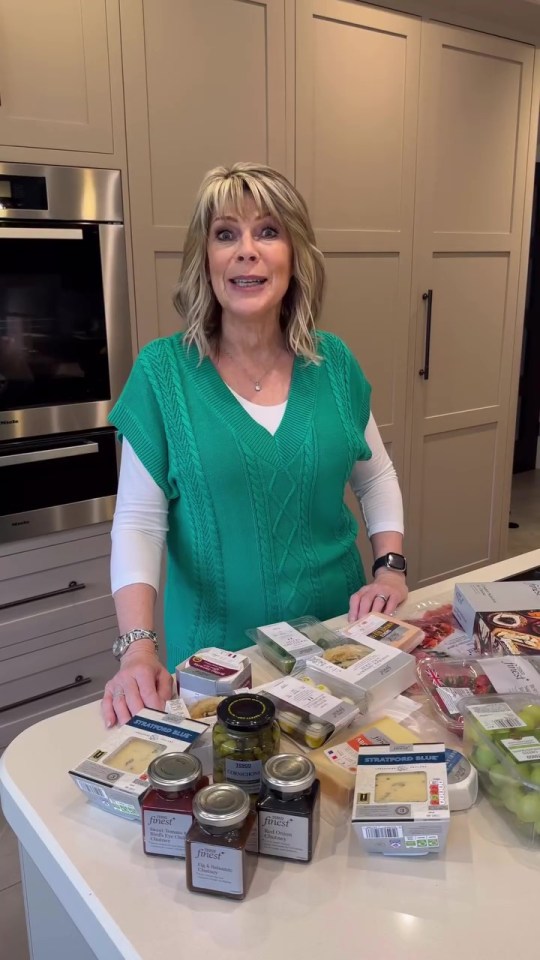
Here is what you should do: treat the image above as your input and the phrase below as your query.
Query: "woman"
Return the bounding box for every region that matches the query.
[102,162,408,727]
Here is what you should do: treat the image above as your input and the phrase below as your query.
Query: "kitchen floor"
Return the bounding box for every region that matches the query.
[506,469,540,558]
[0,800,29,960]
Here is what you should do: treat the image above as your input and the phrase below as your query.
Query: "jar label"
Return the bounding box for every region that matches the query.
[225,759,262,793]
[258,811,309,861]
[143,810,193,857]
[189,842,243,895]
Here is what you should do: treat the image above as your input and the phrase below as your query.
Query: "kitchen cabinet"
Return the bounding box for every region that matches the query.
[0,0,113,152]
[120,0,287,345]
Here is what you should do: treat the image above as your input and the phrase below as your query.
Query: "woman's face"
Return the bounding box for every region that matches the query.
[207,194,293,326]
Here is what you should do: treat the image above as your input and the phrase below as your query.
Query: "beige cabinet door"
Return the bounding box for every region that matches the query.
[408,24,535,587]
[121,0,287,345]
[0,0,113,152]
[295,0,420,569]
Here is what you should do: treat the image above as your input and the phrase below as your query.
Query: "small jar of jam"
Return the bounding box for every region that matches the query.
[141,753,208,858]
[257,754,320,862]
[185,783,256,900]
[213,693,280,801]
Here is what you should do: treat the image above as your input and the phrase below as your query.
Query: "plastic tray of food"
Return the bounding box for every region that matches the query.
[339,612,424,654]
[461,693,540,844]
[256,675,359,750]
[245,617,342,674]
[417,656,540,735]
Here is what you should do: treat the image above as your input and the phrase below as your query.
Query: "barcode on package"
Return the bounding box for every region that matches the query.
[467,702,526,732]
[75,778,107,799]
[362,826,403,840]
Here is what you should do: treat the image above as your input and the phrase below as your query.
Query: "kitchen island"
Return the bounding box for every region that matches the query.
[1,549,540,960]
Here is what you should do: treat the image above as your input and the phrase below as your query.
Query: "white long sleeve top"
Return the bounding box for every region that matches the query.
[110,390,403,594]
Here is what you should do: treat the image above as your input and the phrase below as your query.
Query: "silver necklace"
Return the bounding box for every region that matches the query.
[221,346,283,392]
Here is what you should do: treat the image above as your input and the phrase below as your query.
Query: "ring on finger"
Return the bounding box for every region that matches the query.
[112,688,126,699]
[374,594,388,603]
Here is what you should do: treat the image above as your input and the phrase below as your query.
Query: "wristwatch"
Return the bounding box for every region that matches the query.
[112,629,158,661]
[372,553,407,577]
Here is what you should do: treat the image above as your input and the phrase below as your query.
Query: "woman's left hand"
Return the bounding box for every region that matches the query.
[348,571,408,621]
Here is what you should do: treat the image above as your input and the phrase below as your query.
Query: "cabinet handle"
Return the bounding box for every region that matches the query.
[0,441,98,467]
[0,675,92,714]
[419,289,433,380]
[0,579,85,611]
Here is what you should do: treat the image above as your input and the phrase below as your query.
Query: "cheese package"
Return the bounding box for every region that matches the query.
[303,634,416,711]
[69,709,208,820]
[311,716,419,825]
[176,647,252,704]
[453,581,540,655]
[257,675,359,749]
[351,742,450,856]
[340,613,424,654]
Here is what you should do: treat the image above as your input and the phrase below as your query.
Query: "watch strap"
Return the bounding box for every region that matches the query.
[113,629,158,660]
[372,553,407,577]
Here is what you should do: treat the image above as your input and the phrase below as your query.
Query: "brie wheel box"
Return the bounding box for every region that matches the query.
[69,709,207,820]
[176,647,252,703]
[453,582,540,655]
[303,634,416,710]
[351,743,450,856]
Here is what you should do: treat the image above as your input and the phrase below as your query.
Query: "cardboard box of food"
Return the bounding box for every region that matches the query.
[69,709,208,820]
[351,742,450,856]
[453,582,540,655]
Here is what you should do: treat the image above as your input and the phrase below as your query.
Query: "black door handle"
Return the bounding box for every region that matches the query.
[419,289,433,380]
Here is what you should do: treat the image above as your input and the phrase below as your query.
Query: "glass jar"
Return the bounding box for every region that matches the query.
[257,754,320,862]
[186,783,256,900]
[213,693,280,802]
[141,753,208,858]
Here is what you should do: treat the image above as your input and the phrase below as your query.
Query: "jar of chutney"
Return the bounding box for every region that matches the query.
[186,783,256,900]
[257,754,320,862]
[141,753,208,858]
[213,693,280,800]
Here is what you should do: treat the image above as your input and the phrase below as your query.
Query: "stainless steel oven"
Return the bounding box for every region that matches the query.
[0,163,132,542]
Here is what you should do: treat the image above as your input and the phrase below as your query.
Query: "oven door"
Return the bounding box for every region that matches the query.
[0,428,118,542]
[0,222,132,441]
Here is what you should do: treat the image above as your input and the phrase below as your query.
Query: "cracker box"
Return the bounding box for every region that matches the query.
[69,709,208,820]
[453,581,540,655]
[351,742,450,856]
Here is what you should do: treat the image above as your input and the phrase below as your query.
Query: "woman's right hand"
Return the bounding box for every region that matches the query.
[101,648,173,728]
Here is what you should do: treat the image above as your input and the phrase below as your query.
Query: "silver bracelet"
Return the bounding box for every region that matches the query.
[112,629,158,661]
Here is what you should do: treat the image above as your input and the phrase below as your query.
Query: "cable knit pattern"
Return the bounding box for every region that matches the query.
[109,330,372,667]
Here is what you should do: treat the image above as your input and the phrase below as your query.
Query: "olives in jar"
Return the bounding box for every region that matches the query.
[213,694,280,803]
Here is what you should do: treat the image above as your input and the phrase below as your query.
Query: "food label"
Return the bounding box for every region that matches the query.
[314,632,400,682]
[481,658,540,695]
[262,676,357,728]
[500,735,540,763]
[259,811,309,860]
[437,687,473,716]
[188,648,245,678]
[224,759,262,793]
[346,615,417,650]
[143,810,193,857]
[189,842,243,895]
[467,701,526,731]
[258,622,319,655]
[325,726,395,773]
[362,825,403,840]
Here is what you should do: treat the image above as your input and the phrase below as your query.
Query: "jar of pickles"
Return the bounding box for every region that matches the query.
[213,694,280,800]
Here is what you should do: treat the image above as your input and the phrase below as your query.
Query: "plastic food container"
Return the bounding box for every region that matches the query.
[246,617,341,674]
[290,663,365,708]
[417,656,540,735]
[461,693,540,844]
[257,676,360,750]
[339,613,424,654]
[176,648,252,701]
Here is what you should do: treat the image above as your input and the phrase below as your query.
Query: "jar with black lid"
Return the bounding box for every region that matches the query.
[257,754,320,862]
[213,693,280,801]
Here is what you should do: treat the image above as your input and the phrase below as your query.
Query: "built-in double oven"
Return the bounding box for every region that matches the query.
[0,162,132,542]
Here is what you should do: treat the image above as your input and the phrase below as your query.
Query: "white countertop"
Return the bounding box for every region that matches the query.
[2,548,540,960]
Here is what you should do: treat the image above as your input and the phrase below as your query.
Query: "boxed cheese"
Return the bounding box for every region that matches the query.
[340,613,424,654]
[246,618,340,674]
[351,742,450,856]
[69,709,208,820]
[303,635,416,710]
[311,716,419,825]
[453,581,540,655]
[176,647,252,706]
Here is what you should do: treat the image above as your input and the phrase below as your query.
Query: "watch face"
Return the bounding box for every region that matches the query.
[112,636,126,658]
[387,553,407,572]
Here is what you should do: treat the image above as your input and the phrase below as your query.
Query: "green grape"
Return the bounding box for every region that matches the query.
[528,765,540,787]
[489,763,512,790]
[518,705,540,728]
[473,745,497,772]
[516,791,540,824]
[501,785,524,815]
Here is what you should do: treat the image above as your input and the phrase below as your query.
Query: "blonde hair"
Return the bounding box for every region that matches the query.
[173,162,325,362]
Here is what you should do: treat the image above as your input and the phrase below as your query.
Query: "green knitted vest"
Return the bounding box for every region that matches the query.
[109,331,372,670]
